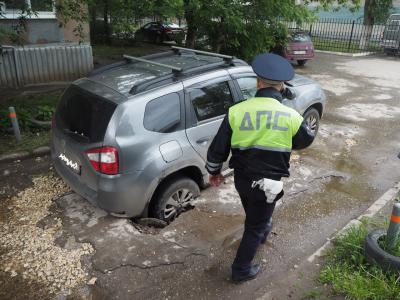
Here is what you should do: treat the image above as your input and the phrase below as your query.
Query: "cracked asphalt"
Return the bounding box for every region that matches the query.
[1,53,400,300]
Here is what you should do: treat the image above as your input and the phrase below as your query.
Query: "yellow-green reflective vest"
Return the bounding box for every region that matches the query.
[228,97,303,152]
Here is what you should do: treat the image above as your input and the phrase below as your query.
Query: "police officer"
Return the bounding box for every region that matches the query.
[205,53,315,283]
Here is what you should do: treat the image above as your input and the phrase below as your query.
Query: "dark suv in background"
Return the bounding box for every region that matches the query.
[135,22,185,43]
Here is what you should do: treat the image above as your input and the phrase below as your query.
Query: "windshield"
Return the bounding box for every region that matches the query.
[290,32,311,42]
[388,14,400,22]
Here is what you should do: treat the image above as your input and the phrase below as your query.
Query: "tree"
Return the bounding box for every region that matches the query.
[364,0,393,25]
[182,0,361,61]
[361,0,393,49]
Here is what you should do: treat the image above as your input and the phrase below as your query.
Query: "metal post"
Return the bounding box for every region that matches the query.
[9,107,21,143]
[348,20,355,52]
[386,203,400,250]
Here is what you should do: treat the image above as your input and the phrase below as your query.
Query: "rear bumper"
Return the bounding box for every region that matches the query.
[381,40,400,49]
[52,149,151,218]
[285,53,314,60]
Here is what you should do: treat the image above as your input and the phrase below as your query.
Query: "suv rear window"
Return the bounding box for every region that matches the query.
[56,86,117,143]
[144,93,181,133]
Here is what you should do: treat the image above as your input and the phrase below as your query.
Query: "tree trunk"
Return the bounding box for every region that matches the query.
[361,0,374,49]
[89,4,97,42]
[103,0,111,44]
[363,0,374,26]
[184,0,197,48]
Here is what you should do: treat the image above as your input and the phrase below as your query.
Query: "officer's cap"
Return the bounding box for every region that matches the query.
[251,53,294,83]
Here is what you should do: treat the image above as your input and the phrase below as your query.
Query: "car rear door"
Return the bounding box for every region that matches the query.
[184,71,238,162]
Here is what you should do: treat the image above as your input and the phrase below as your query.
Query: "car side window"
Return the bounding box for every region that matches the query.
[144,93,181,133]
[190,81,234,122]
[237,77,257,100]
[143,23,152,29]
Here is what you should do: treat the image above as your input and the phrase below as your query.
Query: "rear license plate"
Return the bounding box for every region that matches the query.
[58,153,81,175]
[294,50,306,55]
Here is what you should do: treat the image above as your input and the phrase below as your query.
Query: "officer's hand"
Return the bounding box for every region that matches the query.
[209,174,224,187]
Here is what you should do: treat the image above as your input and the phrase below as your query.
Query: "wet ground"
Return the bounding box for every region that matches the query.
[1,53,400,299]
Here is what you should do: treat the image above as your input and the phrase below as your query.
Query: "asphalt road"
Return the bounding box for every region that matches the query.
[1,52,400,300]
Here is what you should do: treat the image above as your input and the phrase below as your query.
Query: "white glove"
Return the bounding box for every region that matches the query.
[251,178,283,204]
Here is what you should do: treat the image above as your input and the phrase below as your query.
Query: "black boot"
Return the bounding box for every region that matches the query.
[232,264,261,283]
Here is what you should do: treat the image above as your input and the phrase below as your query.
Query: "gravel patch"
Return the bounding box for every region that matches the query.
[0,175,94,296]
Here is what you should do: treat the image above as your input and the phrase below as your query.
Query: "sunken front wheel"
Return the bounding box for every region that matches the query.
[151,177,200,223]
[303,107,320,136]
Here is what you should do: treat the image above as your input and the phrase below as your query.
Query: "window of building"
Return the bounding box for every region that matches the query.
[30,0,53,11]
[191,81,234,122]
[144,93,182,133]
[3,0,55,19]
[3,0,27,10]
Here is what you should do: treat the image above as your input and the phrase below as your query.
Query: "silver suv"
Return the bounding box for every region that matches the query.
[51,47,326,221]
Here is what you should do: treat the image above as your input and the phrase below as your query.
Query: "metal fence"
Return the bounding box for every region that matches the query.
[284,18,400,54]
[0,43,93,88]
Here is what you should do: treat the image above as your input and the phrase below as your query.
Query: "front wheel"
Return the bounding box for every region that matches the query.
[303,107,320,136]
[297,60,307,66]
[151,177,200,223]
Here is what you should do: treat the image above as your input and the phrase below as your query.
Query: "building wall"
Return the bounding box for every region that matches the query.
[0,3,90,45]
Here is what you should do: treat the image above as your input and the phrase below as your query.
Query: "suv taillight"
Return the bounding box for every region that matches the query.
[86,146,119,175]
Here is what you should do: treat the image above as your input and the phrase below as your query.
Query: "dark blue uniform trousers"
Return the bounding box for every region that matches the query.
[232,173,277,276]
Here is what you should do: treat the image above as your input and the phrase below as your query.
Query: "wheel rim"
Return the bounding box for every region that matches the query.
[163,188,194,221]
[306,114,318,134]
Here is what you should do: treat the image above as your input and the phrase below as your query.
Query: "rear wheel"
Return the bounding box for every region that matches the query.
[151,177,200,222]
[155,34,163,44]
[303,107,320,136]
[297,60,307,66]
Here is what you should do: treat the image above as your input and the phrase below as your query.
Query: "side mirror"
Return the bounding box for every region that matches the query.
[283,88,296,100]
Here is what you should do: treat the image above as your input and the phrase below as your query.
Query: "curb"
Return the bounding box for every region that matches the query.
[307,182,400,263]
[0,146,50,163]
[315,50,376,57]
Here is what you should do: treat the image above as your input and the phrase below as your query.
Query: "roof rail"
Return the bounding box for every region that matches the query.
[123,54,182,74]
[171,46,234,63]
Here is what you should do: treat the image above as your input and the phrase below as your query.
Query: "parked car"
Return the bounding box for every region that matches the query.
[51,47,326,222]
[381,14,400,55]
[134,22,185,43]
[282,31,315,66]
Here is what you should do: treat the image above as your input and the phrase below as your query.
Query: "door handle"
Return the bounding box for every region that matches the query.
[196,137,211,145]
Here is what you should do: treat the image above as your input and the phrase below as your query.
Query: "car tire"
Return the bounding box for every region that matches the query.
[151,177,200,223]
[297,60,307,66]
[364,229,400,272]
[303,107,320,136]
[155,34,163,44]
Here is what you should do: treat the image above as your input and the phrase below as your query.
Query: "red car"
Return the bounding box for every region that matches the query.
[283,32,315,66]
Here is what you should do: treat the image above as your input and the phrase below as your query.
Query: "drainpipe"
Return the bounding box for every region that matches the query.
[1,45,22,87]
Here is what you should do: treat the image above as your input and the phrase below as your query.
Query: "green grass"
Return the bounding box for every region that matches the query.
[0,89,62,155]
[379,235,400,257]
[0,89,62,119]
[0,131,51,156]
[303,289,321,299]
[320,222,400,300]
[312,37,381,53]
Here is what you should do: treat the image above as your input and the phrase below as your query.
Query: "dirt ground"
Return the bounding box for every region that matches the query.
[1,53,400,300]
